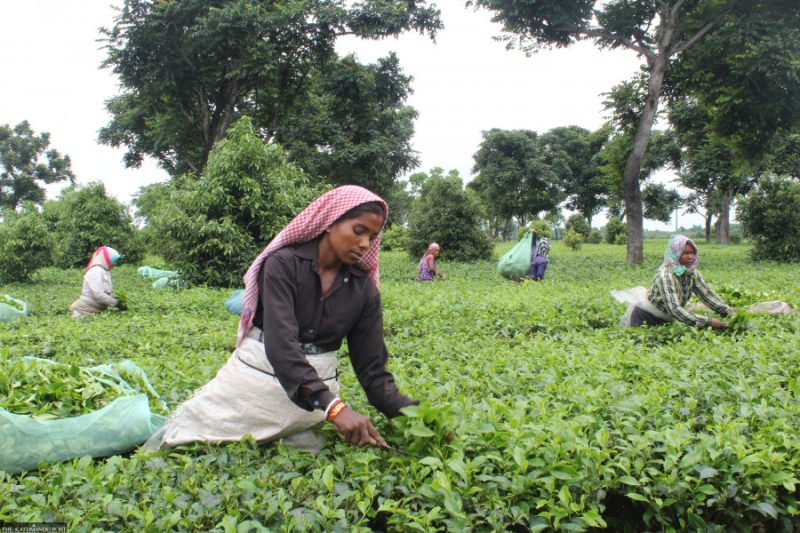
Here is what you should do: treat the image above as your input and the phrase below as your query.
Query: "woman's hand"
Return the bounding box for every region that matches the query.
[331,406,387,448]
[710,318,726,330]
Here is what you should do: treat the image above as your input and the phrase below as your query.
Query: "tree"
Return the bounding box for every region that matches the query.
[664,8,800,243]
[668,98,750,243]
[100,0,440,177]
[641,182,682,225]
[540,125,610,226]
[0,121,74,210]
[604,216,626,244]
[565,213,590,239]
[469,0,793,264]
[44,183,144,269]
[408,172,493,262]
[131,182,171,226]
[0,203,53,283]
[470,129,562,234]
[273,54,419,199]
[148,117,320,287]
[737,175,800,262]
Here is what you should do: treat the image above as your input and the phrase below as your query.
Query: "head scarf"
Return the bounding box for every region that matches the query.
[662,234,697,276]
[237,185,388,345]
[85,246,120,273]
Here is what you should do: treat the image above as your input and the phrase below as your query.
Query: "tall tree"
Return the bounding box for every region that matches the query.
[665,5,800,243]
[539,125,610,226]
[599,80,680,224]
[274,53,418,199]
[470,129,562,233]
[668,98,749,243]
[468,0,790,264]
[99,0,440,177]
[0,121,74,211]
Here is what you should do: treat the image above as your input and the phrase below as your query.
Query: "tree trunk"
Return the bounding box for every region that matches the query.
[705,212,712,243]
[623,53,668,264]
[717,186,733,244]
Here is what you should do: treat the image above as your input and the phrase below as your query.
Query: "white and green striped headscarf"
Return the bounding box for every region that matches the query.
[663,234,697,276]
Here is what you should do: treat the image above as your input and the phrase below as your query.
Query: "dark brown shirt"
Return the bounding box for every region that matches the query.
[252,238,415,418]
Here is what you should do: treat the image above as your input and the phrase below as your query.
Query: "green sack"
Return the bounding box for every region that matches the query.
[0,358,167,474]
[137,265,179,279]
[497,232,533,281]
[0,294,30,322]
[152,275,186,289]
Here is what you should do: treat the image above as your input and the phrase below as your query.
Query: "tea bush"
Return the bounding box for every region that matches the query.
[1,241,798,531]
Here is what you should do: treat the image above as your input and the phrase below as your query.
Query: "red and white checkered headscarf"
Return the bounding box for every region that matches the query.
[237,185,388,345]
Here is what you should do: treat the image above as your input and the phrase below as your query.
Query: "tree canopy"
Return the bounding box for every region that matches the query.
[470,129,562,229]
[273,53,418,199]
[99,0,440,177]
[0,121,74,211]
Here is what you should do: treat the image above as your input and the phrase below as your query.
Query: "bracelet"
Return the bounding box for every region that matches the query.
[327,401,347,422]
[324,397,341,417]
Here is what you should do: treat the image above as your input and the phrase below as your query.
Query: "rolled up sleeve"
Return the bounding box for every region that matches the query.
[693,272,733,316]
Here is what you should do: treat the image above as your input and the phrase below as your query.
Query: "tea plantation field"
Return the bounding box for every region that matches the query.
[1,241,799,531]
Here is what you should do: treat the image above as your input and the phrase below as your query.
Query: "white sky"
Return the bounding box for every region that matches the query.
[0,0,697,230]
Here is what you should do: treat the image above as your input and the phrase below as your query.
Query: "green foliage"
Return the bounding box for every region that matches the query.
[737,175,800,262]
[380,224,409,252]
[407,173,493,262]
[587,228,603,244]
[518,219,552,240]
[0,242,799,529]
[0,358,165,419]
[642,182,682,224]
[541,125,611,223]
[0,204,52,283]
[147,118,320,287]
[99,0,441,176]
[565,213,591,238]
[470,129,563,225]
[564,228,583,250]
[0,121,74,210]
[605,216,627,245]
[44,183,144,269]
[667,2,800,162]
[275,54,419,199]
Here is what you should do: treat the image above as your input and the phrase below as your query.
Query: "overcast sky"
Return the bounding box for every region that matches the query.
[0,1,695,230]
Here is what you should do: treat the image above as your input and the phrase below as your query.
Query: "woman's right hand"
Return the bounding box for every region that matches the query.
[711,318,726,330]
[331,406,387,448]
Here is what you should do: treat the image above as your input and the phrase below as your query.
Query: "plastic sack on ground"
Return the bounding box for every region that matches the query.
[0,358,167,474]
[747,300,794,314]
[152,276,186,290]
[497,232,533,281]
[138,265,179,279]
[0,294,30,322]
[225,289,245,315]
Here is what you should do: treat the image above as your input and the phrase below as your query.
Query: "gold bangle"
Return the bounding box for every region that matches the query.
[327,401,347,422]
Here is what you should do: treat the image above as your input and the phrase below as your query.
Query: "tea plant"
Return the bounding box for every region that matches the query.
[0,241,798,531]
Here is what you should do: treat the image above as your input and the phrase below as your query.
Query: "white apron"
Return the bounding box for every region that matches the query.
[146,328,339,451]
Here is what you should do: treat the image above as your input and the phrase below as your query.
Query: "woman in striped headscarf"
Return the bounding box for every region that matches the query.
[148,186,417,452]
[615,235,734,329]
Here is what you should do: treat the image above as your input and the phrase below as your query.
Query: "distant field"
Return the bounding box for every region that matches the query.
[1,240,799,531]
